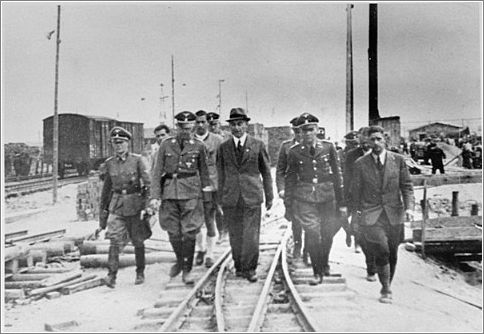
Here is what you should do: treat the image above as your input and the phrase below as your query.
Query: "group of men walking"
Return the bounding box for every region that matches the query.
[98,108,414,304]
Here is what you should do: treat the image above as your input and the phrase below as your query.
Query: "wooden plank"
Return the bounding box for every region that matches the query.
[5,289,26,301]
[44,320,79,332]
[414,241,482,255]
[5,230,29,240]
[7,229,66,244]
[29,274,97,296]
[411,174,482,187]
[80,252,174,268]
[413,226,482,242]
[42,270,83,287]
[23,267,74,274]
[411,216,482,229]
[5,281,45,289]
[9,273,51,281]
[60,277,104,295]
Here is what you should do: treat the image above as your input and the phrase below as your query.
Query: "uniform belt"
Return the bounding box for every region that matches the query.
[165,172,197,179]
[298,176,333,184]
[113,189,140,195]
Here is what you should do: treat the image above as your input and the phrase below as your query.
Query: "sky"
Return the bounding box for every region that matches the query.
[1,1,482,144]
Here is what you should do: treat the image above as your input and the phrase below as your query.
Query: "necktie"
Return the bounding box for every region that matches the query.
[376,155,383,170]
[309,146,315,156]
[236,140,243,164]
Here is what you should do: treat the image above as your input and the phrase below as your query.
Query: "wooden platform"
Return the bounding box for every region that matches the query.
[411,173,482,187]
[411,216,482,255]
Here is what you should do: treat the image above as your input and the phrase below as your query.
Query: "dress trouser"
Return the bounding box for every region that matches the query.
[292,200,336,276]
[223,196,261,274]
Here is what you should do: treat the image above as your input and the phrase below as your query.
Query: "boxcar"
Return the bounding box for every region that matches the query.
[43,113,144,176]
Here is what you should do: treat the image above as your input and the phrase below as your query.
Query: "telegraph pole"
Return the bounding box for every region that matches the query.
[368,3,380,124]
[171,55,175,128]
[52,5,61,204]
[159,83,169,124]
[245,89,249,113]
[346,4,354,133]
[218,79,224,116]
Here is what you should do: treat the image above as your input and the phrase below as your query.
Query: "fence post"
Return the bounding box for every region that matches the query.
[451,191,459,216]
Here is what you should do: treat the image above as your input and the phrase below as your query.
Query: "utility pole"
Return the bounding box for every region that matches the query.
[245,90,249,113]
[52,5,61,204]
[159,83,169,124]
[346,4,354,133]
[171,55,175,128]
[218,79,224,116]
[368,3,380,124]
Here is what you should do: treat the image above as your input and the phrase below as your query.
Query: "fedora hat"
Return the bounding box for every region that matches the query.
[226,107,251,122]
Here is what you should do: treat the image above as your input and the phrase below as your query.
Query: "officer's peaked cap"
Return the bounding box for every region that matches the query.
[344,131,359,141]
[195,110,208,117]
[206,112,220,122]
[295,113,319,127]
[175,111,196,124]
[289,117,299,127]
[110,126,132,141]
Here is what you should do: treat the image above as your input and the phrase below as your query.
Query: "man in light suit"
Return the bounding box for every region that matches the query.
[217,107,273,282]
[351,126,415,303]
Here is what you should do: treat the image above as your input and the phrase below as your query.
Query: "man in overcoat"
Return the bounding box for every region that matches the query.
[217,107,273,282]
[351,125,415,303]
[150,111,210,284]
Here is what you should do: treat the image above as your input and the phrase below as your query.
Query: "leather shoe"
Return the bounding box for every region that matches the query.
[323,266,331,277]
[135,273,145,285]
[205,257,214,268]
[309,274,322,285]
[103,274,116,289]
[182,270,195,285]
[195,251,205,266]
[379,292,393,304]
[246,271,258,283]
[169,263,182,277]
[366,274,377,282]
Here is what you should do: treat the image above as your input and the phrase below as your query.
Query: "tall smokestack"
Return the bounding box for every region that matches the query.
[368,3,380,124]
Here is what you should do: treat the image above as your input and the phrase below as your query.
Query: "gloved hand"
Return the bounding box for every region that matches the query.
[278,190,285,199]
[345,232,352,248]
[99,209,109,230]
[149,198,161,211]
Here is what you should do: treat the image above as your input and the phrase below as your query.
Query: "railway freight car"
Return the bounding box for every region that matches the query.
[43,113,144,177]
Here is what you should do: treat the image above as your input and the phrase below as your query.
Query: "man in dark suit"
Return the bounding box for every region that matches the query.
[343,127,377,282]
[351,126,415,304]
[217,107,273,282]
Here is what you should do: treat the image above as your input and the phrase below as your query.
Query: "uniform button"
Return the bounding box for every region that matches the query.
[312,160,317,164]
[313,167,317,171]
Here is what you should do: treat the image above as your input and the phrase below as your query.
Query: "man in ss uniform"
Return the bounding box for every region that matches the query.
[276,117,308,262]
[193,110,224,268]
[207,111,231,243]
[150,111,211,284]
[285,113,344,285]
[99,126,152,288]
[343,127,377,282]
[351,126,415,303]
[217,108,273,282]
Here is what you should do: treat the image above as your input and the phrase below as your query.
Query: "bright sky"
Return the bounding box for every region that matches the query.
[1,1,482,144]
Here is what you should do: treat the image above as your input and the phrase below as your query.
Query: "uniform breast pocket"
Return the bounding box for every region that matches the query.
[184,151,199,169]
[318,154,332,174]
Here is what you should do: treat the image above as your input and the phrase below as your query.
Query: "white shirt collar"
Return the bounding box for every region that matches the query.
[195,132,209,141]
[233,133,248,147]
[372,149,387,165]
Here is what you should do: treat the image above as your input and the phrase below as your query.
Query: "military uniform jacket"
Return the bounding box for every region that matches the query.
[217,135,273,207]
[351,151,415,226]
[275,139,298,193]
[195,132,223,190]
[343,146,366,210]
[151,136,210,200]
[285,140,343,205]
[100,153,151,217]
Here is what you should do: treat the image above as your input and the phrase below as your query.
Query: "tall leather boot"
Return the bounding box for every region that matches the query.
[321,236,333,276]
[308,237,322,285]
[169,239,183,277]
[103,243,119,288]
[134,245,145,285]
[377,264,392,304]
[182,238,196,285]
[205,236,216,268]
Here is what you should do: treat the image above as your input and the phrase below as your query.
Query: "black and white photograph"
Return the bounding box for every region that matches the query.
[2,1,482,332]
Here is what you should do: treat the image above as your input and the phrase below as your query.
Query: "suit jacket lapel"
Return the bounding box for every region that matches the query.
[228,139,239,167]
[382,152,393,190]
[366,154,380,186]
[240,136,252,165]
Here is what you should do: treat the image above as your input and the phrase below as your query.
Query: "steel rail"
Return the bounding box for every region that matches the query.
[215,254,233,332]
[246,227,290,332]
[158,248,231,332]
[281,231,320,332]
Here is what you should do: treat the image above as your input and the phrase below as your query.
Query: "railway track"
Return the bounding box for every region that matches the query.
[5,174,87,198]
[132,214,361,332]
